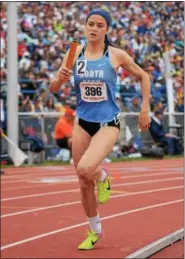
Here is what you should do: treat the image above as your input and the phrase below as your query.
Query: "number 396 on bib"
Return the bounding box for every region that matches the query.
[80,82,108,102]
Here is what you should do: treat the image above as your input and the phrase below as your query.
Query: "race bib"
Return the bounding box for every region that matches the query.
[80,82,107,102]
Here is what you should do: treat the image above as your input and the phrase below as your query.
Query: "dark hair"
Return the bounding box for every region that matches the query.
[105,33,123,49]
[154,109,163,116]
[104,34,113,46]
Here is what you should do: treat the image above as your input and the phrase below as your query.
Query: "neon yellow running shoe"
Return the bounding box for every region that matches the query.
[78,231,101,250]
[98,176,111,204]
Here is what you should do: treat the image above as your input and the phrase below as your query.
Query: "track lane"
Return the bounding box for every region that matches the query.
[1,170,183,198]
[1,187,183,246]
[1,158,183,258]
[1,175,183,215]
[1,201,183,258]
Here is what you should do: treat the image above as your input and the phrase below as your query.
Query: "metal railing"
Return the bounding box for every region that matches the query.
[11,112,183,161]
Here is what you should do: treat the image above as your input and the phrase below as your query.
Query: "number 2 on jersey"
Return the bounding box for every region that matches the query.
[77,60,86,75]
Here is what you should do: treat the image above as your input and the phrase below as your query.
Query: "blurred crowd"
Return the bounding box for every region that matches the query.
[0,1,184,113]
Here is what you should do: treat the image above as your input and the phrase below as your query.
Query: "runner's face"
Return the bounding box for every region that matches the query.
[85,15,108,43]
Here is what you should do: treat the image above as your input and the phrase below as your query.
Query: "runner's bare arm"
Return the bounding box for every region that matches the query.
[112,48,151,111]
[49,45,82,93]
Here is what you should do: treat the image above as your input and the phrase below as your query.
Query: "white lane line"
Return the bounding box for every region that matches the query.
[1,200,81,218]
[1,199,183,251]
[1,186,183,218]
[2,167,183,183]
[113,177,183,187]
[0,173,184,202]
[1,188,79,202]
[1,172,76,184]
[1,175,183,201]
[0,167,151,179]
[111,186,183,199]
[2,175,183,192]
[4,160,182,175]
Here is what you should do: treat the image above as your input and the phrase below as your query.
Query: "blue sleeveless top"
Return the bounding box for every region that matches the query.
[73,45,120,123]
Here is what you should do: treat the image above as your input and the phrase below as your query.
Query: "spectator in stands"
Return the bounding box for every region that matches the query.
[1,2,184,112]
[44,95,56,112]
[21,97,35,112]
[69,95,77,110]
[149,109,182,155]
[54,102,65,114]
[129,95,141,112]
[54,107,75,155]
[33,88,48,105]
[34,97,44,112]
[115,92,127,112]
[152,101,165,112]
[175,97,184,112]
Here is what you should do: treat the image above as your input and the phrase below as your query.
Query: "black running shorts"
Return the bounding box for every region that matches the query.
[76,114,120,137]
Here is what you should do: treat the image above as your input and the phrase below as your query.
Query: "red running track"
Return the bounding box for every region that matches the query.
[1,158,184,258]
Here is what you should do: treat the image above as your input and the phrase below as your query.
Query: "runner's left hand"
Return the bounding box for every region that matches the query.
[138,110,150,131]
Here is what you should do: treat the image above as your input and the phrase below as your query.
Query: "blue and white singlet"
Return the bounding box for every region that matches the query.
[73,45,120,123]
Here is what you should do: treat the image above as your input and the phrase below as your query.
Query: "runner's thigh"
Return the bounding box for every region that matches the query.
[79,126,119,171]
[72,122,91,169]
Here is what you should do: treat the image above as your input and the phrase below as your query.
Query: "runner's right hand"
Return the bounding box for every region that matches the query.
[57,67,72,83]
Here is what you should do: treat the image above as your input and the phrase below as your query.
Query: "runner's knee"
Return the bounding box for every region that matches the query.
[79,176,94,189]
[77,163,93,181]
